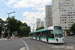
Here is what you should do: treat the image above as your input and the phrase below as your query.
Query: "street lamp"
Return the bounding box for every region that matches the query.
[7,11,15,39]
[7,11,15,17]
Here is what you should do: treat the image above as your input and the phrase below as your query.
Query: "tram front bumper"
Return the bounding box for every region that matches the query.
[48,40,64,43]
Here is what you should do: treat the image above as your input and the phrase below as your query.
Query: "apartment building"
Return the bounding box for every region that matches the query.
[36,19,44,28]
[45,5,53,28]
[52,0,75,30]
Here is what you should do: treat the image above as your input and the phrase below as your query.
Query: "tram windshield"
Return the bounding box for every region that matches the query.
[54,26,64,38]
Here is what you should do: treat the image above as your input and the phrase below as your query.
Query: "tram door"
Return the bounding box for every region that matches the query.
[47,30,55,42]
[36,32,41,40]
[41,31,48,42]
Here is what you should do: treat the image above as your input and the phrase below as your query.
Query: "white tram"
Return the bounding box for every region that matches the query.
[29,26,64,43]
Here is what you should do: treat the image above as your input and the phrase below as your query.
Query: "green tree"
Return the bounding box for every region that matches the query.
[0,18,4,37]
[66,29,70,36]
[19,25,30,37]
[6,16,30,37]
[26,26,30,36]
[16,20,23,36]
[36,27,44,30]
[6,16,17,34]
[70,23,75,33]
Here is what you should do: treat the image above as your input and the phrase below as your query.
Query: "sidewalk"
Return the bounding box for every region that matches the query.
[0,38,8,41]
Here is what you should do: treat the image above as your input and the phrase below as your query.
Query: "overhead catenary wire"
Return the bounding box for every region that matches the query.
[30,0,43,31]
[24,0,67,22]
[31,0,67,21]
[31,0,43,20]
[48,0,67,26]
[28,0,67,31]
[23,0,43,21]
[50,0,67,15]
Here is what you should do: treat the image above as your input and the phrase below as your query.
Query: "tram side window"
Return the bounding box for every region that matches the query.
[42,31,48,37]
[36,32,40,37]
[33,33,36,37]
[48,30,54,38]
[31,34,33,37]
[32,34,34,36]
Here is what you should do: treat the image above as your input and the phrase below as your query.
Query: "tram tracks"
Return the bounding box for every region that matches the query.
[26,39,53,50]
[33,40,53,50]
[23,37,75,50]
[24,39,40,50]
[23,38,71,50]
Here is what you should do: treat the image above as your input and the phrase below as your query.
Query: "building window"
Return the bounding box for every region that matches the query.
[64,10,66,11]
[65,27,67,28]
[69,27,70,28]
[67,3,69,4]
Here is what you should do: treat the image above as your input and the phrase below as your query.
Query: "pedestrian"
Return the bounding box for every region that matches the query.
[13,34,15,40]
[12,32,15,40]
[65,31,67,37]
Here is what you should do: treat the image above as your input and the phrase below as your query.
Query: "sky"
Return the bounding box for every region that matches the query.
[0,0,52,31]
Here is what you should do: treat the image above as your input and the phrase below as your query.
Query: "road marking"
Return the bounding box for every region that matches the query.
[21,39,29,50]
[20,47,25,50]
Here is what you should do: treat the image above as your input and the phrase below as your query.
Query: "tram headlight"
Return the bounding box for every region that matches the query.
[56,38,58,42]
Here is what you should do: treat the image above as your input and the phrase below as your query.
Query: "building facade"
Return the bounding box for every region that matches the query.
[45,5,53,28]
[36,18,41,28]
[40,21,44,27]
[36,19,44,28]
[52,0,75,30]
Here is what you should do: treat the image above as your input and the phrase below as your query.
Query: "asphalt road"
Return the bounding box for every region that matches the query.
[0,37,75,50]
[64,37,75,45]
[23,37,75,50]
[0,39,25,50]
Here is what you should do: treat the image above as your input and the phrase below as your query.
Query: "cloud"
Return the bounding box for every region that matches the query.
[23,12,45,21]
[1,9,4,11]
[5,0,52,31]
[0,17,6,21]
[5,0,52,8]
[22,21,32,25]
[5,0,17,5]
[23,11,45,29]
[1,0,3,1]
[38,7,45,11]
